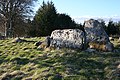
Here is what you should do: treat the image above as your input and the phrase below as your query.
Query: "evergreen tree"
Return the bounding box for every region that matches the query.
[107,20,118,36]
[56,13,76,29]
[33,1,57,36]
[117,21,120,35]
[33,1,77,36]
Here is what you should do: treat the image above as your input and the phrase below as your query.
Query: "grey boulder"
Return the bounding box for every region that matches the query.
[50,29,85,49]
[84,19,114,51]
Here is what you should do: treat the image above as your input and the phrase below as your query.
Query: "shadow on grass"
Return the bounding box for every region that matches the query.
[30,50,106,79]
[1,48,118,79]
[0,55,7,64]
[10,57,30,65]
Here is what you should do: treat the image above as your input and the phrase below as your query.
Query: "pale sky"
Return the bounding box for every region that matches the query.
[34,0,120,23]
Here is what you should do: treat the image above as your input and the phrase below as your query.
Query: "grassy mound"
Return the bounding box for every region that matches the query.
[0,37,120,80]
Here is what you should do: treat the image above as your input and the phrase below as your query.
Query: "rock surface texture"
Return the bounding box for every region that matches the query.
[84,19,109,43]
[46,19,114,52]
[84,19,113,51]
[50,29,85,49]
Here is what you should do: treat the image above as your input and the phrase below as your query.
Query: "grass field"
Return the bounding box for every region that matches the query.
[0,37,120,80]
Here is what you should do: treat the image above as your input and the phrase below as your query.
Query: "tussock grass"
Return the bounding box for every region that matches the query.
[0,37,120,80]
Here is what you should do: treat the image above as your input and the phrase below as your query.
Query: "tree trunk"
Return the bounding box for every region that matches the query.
[5,19,13,38]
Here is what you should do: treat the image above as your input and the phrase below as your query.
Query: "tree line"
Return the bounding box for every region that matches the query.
[30,1,77,37]
[98,19,120,36]
[0,1,120,37]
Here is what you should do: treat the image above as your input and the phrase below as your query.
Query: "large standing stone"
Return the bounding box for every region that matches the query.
[50,29,85,49]
[84,19,109,43]
[84,19,113,51]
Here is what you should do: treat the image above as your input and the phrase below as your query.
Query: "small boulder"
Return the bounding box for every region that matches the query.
[35,41,42,47]
[37,42,47,50]
[12,37,27,43]
[45,36,51,48]
[37,36,52,50]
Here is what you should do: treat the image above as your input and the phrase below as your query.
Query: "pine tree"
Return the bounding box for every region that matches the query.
[56,13,76,29]
[33,1,57,36]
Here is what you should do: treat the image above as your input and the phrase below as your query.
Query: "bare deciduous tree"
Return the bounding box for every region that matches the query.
[0,0,37,37]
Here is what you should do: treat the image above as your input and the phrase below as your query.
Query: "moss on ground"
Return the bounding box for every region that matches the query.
[0,37,120,80]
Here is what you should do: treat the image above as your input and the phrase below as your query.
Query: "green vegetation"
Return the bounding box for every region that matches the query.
[0,37,120,80]
[1,1,120,37]
[0,0,37,37]
[105,20,120,36]
[33,1,76,36]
